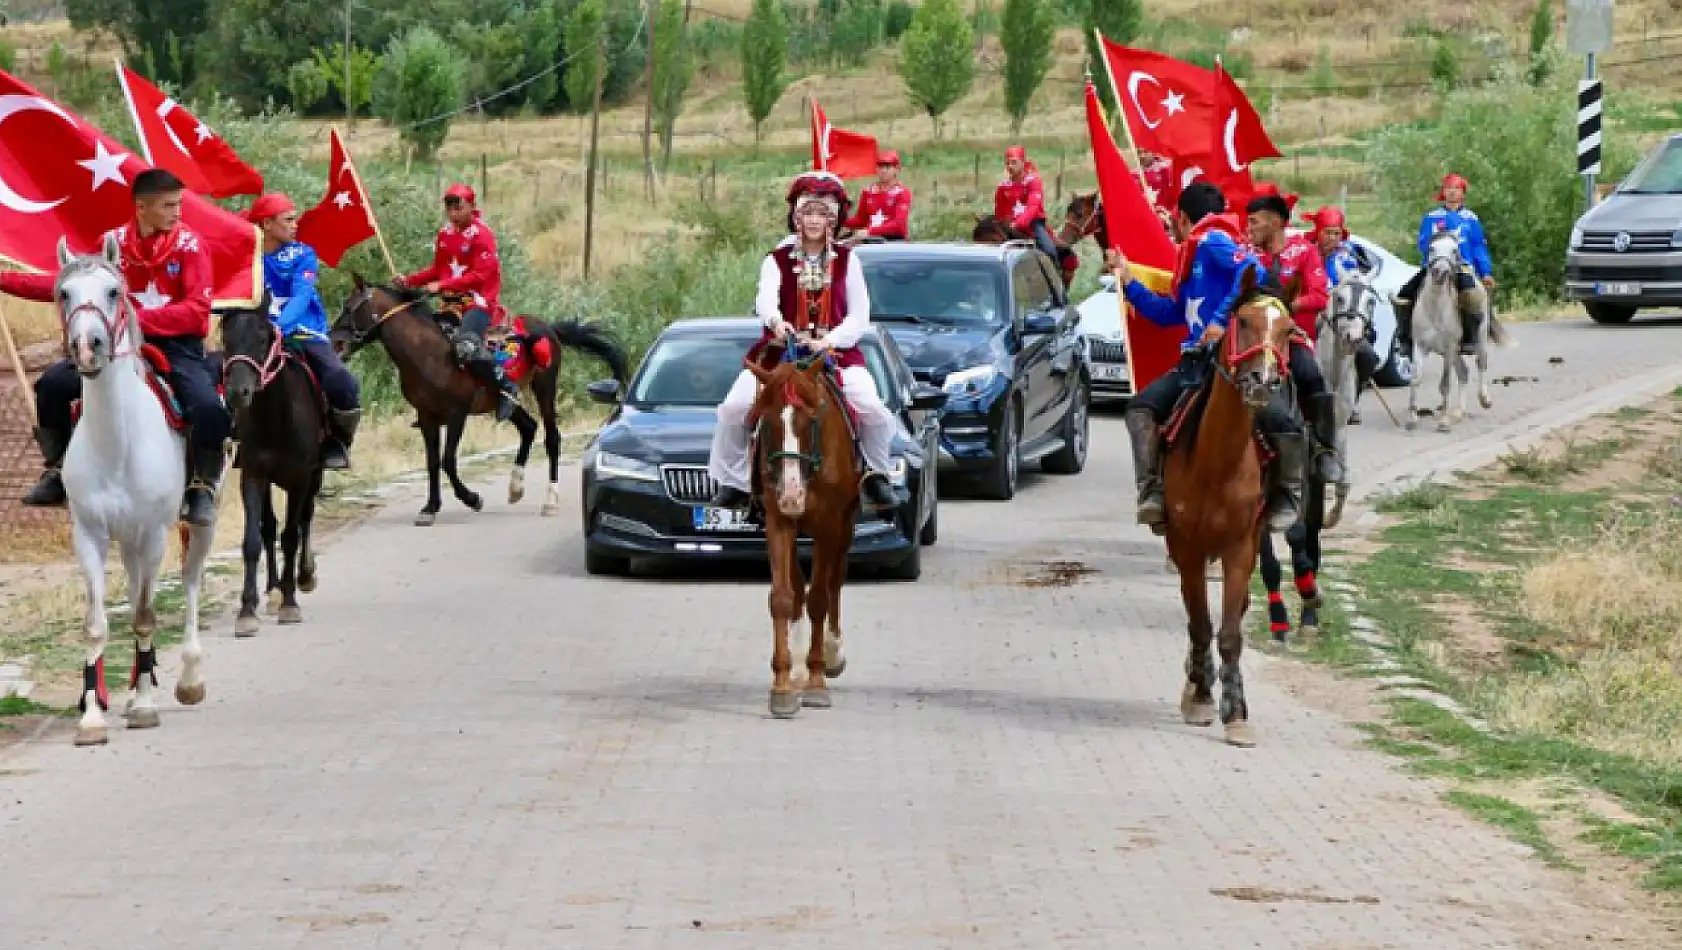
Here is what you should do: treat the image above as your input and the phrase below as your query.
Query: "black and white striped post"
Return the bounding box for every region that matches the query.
[1567,0,1615,209]
[1579,72,1603,206]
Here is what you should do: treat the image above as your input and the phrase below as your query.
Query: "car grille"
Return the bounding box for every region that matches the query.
[1569,264,1678,282]
[661,465,716,504]
[1581,230,1674,253]
[1088,338,1127,363]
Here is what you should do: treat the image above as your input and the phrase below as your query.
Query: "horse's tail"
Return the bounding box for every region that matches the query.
[1486,307,1516,350]
[548,318,630,384]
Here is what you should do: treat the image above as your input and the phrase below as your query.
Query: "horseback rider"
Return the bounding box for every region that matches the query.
[994,146,1060,263]
[707,171,899,513]
[1139,148,1173,216]
[1110,182,1336,533]
[394,182,518,421]
[842,150,911,242]
[1244,186,1328,340]
[1392,173,1494,357]
[1,168,230,526]
[245,193,362,470]
[1307,205,1383,425]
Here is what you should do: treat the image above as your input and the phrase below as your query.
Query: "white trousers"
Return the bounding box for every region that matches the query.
[707,365,897,492]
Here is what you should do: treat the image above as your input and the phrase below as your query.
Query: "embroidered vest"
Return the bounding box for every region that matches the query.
[773,245,852,333]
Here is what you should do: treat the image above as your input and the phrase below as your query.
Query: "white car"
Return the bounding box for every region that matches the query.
[1073,230,1416,404]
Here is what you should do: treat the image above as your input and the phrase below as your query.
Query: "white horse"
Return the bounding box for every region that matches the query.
[57,233,215,746]
[1407,231,1512,433]
[1315,277,1373,529]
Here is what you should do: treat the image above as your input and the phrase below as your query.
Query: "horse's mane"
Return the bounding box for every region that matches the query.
[381,282,429,304]
[54,251,123,297]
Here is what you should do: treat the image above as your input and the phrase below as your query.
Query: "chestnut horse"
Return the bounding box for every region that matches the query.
[1162,269,1297,748]
[747,350,856,719]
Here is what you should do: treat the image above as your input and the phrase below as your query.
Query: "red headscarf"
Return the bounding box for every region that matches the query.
[444,182,477,204]
[1436,173,1469,201]
[1306,206,1346,239]
[245,193,295,224]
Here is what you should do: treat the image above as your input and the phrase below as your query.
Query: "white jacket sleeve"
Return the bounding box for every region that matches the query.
[824,255,872,351]
[755,254,782,330]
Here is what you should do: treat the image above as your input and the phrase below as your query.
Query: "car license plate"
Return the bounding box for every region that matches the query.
[693,506,754,532]
[1596,281,1641,296]
[1092,363,1129,382]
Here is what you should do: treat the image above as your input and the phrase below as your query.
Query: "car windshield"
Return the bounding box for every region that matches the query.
[863,259,1007,326]
[1619,139,1682,194]
[628,330,899,409]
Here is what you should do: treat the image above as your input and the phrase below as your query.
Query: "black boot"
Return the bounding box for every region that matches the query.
[1266,430,1306,532]
[1457,292,1482,356]
[861,471,897,510]
[181,442,225,528]
[1125,408,1165,530]
[470,357,516,422]
[1303,391,1345,487]
[1392,296,1415,355]
[708,485,752,508]
[22,426,68,507]
[322,407,360,470]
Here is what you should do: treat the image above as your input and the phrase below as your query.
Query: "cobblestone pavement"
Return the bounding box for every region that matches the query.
[1,318,1679,949]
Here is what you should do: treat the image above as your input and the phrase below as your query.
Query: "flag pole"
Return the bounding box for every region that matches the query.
[1092,29,1153,201]
[0,297,37,421]
[333,126,400,278]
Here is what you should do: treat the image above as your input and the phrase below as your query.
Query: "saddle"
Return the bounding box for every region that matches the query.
[70,344,187,432]
[742,357,873,518]
[434,292,551,384]
[1159,351,1279,469]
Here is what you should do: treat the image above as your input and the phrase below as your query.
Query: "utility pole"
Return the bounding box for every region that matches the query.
[642,0,655,199]
[584,34,606,280]
[344,0,354,131]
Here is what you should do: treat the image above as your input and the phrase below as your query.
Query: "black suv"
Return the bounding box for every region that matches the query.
[851,241,1090,500]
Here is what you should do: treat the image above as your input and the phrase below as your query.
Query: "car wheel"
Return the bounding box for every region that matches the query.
[1372,328,1414,388]
[585,549,631,576]
[975,399,1020,501]
[1042,379,1090,474]
[1585,302,1637,325]
[879,542,922,581]
[918,475,939,546]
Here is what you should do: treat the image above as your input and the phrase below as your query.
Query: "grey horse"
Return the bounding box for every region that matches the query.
[1406,231,1513,432]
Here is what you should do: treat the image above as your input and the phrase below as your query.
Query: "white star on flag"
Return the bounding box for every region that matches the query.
[78,140,129,191]
[194,122,213,143]
[448,260,467,279]
[1162,90,1185,116]
[131,281,170,310]
[869,210,887,228]
[332,190,353,210]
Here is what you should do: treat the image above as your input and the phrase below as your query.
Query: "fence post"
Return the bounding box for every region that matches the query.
[480,153,488,207]
[973,154,980,190]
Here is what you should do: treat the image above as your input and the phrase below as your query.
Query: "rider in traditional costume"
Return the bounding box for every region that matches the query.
[994,146,1059,263]
[1306,205,1382,424]
[1110,182,1336,534]
[395,182,518,420]
[842,150,911,241]
[706,171,898,512]
[246,192,363,469]
[1392,173,1494,358]
[0,168,229,526]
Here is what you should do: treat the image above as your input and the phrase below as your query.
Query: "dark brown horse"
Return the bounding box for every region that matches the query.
[973,193,1105,288]
[1162,268,1298,748]
[330,278,628,527]
[748,352,855,719]
[220,296,323,636]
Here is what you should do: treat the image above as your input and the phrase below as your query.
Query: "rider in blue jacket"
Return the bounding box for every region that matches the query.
[247,193,363,470]
[1392,173,1495,357]
[1110,182,1329,535]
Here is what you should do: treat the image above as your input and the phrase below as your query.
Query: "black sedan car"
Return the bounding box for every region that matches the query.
[851,241,1091,501]
[579,317,947,580]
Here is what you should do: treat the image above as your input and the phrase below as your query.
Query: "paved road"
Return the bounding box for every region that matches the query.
[2,319,1680,949]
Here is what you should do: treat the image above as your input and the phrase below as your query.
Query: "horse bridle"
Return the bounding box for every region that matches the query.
[341,286,422,348]
[1212,295,1287,390]
[61,289,139,363]
[1323,281,1373,345]
[757,343,830,476]
[222,315,289,391]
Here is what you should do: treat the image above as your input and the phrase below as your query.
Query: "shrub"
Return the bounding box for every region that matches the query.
[884,0,915,39]
[898,0,975,137]
[741,0,789,145]
[373,26,468,161]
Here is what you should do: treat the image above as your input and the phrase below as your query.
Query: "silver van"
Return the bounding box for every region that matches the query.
[1567,133,1682,324]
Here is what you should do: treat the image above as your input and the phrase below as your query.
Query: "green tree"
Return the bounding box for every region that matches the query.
[1000,0,1054,135]
[651,0,693,172]
[1085,0,1143,112]
[740,0,787,145]
[310,43,380,121]
[565,0,607,115]
[518,1,564,111]
[1431,37,1462,91]
[203,0,341,108]
[66,0,211,87]
[898,0,974,137]
[374,25,468,161]
[1528,0,1554,86]
[287,59,329,111]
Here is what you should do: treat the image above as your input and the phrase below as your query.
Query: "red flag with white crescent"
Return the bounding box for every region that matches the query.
[810,97,879,180]
[295,127,379,268]
[115,60,263,199]
[0,68,262,307]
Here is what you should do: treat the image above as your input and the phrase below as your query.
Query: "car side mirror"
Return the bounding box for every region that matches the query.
[586,379,621,405]
[908,384,948,411]
[1023,311,1058,335]
[1097,274,1117,291]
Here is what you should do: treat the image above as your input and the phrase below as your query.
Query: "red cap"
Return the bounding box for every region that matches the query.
[877,150,901,166]
[1004,146,1026,161]
[1309,206,1346,233]
[245,192,295,224]
[1436,173,1469,200]
[444,182,477,204]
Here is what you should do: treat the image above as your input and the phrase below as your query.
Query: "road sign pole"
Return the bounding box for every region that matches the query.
[1568,0,1614,211]
[1582,54,1599,210]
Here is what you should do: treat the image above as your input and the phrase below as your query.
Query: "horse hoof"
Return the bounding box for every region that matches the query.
[824,656,847,679]
[74,725,108,747]
[234,613,260,638]
[465,494,484,513]
[174,682,206,706]
[1480,394,1493,410]
[1224,721,1258,748]
[414,511,436,527]
[1436,421,1452,433]
[1179,683,1215,726]
[540,502,559,517]
[126,707,160,730]
[132,609,156,636]
[1404,419,1418,432]
[1299,623,1320,639]
[278,605,303,625]
[768,690,802,719]
[298,574,316,594]
[802,688,832,709]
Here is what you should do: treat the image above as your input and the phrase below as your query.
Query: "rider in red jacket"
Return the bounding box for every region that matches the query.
[1245,187,1329,340]
[993,146,1058,262]
[843,150,912,241]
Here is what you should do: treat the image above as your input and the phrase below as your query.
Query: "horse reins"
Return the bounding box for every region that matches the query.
[1212,295,1287,387]
[61,297,140,362]
[221,320,289,390]
[345,290,422,347]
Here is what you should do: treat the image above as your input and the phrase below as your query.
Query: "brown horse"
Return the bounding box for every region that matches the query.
[747,353,856,719]
[973,194,1103,288]
[1162,268,1298,748]
[330,278,628,527]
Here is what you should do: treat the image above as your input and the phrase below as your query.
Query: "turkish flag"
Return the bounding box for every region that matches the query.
[115,60,263,199]
[1085,80,1183,394]
[1167,155,1256,215]
[1208,63,1280,173]
[811,98,879,180]
[1097,39,1219,162]
[295,126,378,268]
[0,68,262,308]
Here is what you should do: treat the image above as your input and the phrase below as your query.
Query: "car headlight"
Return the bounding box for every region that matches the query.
[942,364,998,396]
[595,451,660,483]
[1571,226,1584,249]
[887,457,908,487]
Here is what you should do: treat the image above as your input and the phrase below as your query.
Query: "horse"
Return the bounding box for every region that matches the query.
[1161,268,1297,748]
[1406,232,1512,433]
[54,233,215,746]
[972,208,1081,289]
[747,345,855,719]
[221,296,326,637]
[331,279,628,527]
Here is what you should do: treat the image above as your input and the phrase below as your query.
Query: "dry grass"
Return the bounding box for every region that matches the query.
[2,299,62,350]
